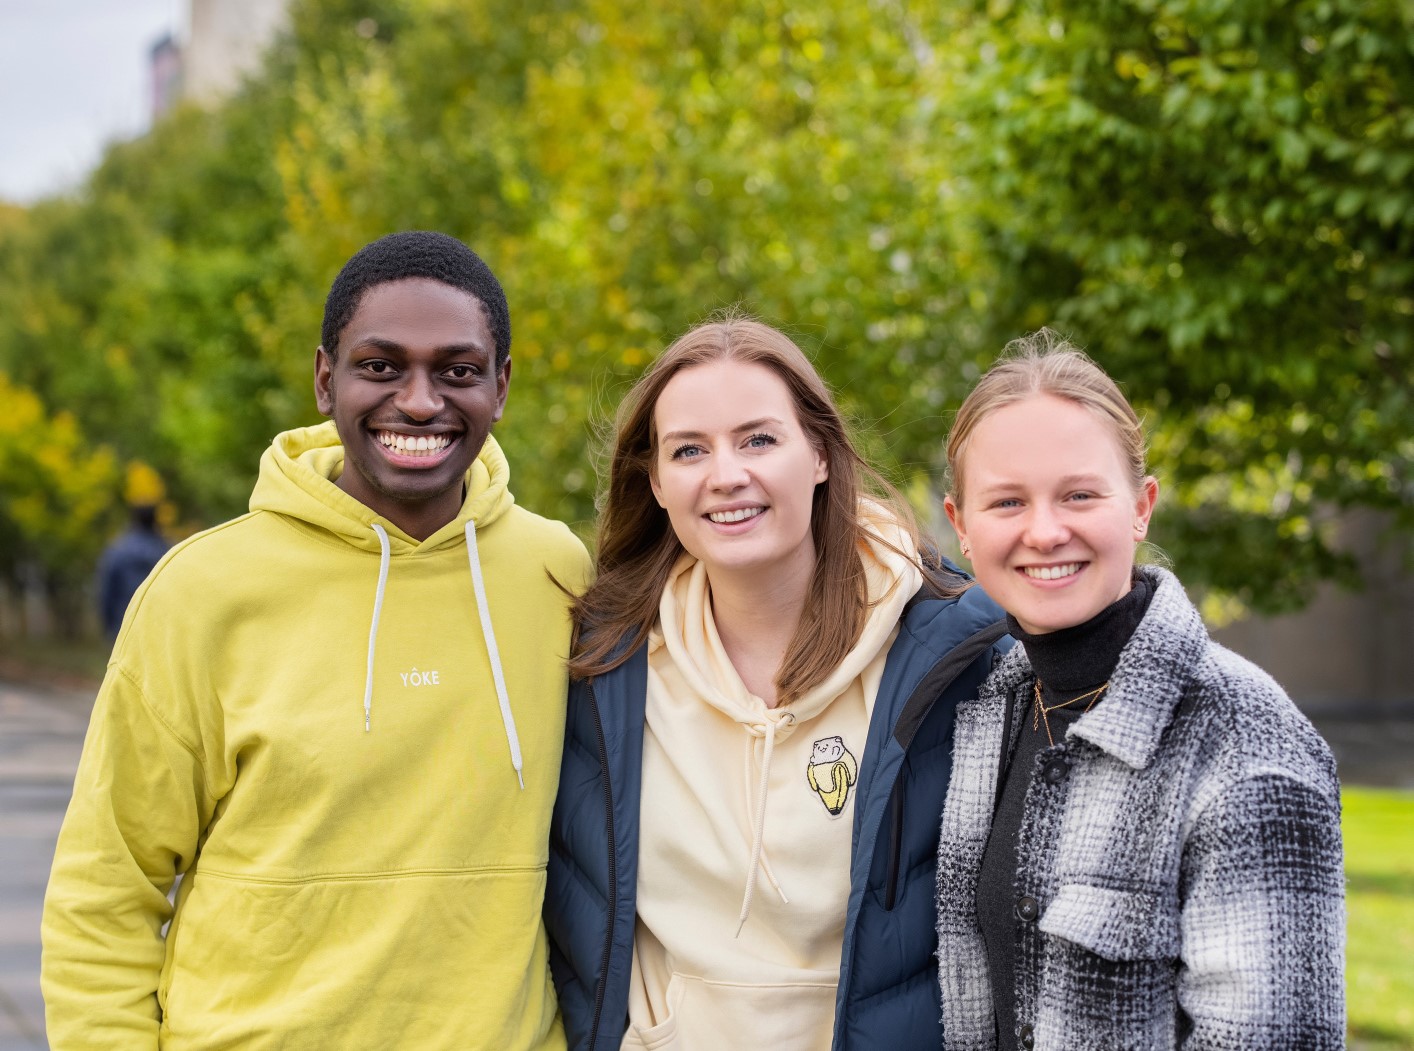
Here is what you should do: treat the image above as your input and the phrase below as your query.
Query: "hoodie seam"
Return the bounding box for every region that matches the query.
[194,864,547,884]
[114,662,216,799]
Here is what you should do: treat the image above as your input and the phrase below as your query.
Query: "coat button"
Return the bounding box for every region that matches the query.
[1019,1024,1035,1049]
[1015,895,1039,922]
[1042,757,1070,783]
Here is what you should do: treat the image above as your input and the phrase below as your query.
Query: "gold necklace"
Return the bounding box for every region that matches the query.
[1032,679,1109,748]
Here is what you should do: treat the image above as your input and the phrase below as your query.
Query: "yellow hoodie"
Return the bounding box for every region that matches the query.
[624,512,922,1051]
[41,422,591,1050]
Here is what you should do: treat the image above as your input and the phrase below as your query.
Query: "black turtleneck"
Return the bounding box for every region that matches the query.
[976,571,1154,1047]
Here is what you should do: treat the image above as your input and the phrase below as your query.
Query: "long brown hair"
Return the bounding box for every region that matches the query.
[569,315,965,703]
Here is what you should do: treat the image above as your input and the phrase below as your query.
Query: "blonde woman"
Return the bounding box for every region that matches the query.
[936,330,1344,1049]
[545,318,1011,1051]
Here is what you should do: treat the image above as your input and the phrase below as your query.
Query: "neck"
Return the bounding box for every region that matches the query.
[1011,569,1153,692]
[334,478,465,542]
[706,561,813,709]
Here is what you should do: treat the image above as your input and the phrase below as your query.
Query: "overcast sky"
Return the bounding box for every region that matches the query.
[0,0,184,203]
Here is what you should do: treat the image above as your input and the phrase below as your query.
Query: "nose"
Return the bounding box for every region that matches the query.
[1021,502,1070,551]
[393,369,443,421]
[707,448,750,492]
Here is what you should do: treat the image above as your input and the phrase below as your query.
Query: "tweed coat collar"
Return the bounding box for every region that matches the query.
[983,566,1206,770]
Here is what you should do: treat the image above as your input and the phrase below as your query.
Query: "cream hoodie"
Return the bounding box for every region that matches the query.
[42,422,590,1050]
[625,514,922,1051]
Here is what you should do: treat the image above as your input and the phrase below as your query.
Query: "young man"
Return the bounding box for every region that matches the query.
[42,232,590,1049]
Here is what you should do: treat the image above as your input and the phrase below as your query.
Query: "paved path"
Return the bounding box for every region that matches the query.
[0,675,1408,1050]
[0,681,90,1051]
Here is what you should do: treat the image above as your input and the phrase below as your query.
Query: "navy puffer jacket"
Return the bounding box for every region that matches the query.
[545,579,1009,1050]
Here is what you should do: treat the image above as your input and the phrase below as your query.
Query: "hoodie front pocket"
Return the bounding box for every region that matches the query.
[626,972,836,1051]
[623,973,685,1050]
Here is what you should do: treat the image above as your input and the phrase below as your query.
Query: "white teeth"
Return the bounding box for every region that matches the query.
[1023,563,1082,581]
[708,507,764,524]
[376,432,450,457]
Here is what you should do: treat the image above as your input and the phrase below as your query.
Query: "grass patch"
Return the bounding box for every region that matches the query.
[1346,787,1414,1049]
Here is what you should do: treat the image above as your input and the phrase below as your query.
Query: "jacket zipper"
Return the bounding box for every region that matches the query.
[586,680,616,1051]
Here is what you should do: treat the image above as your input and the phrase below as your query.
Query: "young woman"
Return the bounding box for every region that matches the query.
[544,318,1011,1051]
[936,330,1345,1049]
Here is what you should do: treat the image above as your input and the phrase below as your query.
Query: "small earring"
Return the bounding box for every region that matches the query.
[959,540,971,557]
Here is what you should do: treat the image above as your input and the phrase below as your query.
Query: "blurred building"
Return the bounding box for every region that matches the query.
[184,0,289,103]
[1213,511,1414,720]
[148,0,290,117]
[149,33,183,120]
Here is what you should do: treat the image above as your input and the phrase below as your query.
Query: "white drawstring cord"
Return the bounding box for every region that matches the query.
[363,523,391,732]
[465,521,525,789]
[736,711,794,937]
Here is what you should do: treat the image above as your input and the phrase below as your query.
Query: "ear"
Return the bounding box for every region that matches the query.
[812,444,829,485]
[649,464,666,508]
[491,357,511,424]
[1132,476,1160,540]
[314,346,335,416]
[943,494,966,550]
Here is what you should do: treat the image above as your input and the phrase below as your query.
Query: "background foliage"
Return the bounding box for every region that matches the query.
[1,0,1411,633]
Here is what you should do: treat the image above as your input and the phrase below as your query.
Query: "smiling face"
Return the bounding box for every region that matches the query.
[315,277,510,540]
[945,393,1158,634]
[649,359,827,588]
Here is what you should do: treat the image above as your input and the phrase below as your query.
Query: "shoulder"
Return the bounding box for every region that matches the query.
[129,513,267,606]
[106,512,273,670]
[898,579,1009,658]
[495,506,593,581]
[1188,640,1340,800]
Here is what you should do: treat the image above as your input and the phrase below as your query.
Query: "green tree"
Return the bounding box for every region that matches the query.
[1,0,1409,631]
[933,0,1414,610]
[0,374,120,635]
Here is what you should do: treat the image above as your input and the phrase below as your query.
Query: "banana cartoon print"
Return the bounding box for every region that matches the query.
[806,736,858,816]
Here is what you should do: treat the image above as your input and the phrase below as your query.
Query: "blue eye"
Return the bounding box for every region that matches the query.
[670,444,703,460]
[746,433,778,449]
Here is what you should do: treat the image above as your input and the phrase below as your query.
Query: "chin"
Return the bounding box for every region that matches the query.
[1018,600,1106,635]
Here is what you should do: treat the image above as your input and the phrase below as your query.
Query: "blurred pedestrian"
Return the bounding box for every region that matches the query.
[95,503,168,639]
[935,329,1344,1049]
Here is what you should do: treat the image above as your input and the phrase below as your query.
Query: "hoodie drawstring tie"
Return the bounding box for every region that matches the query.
[465,521,525,790]
[736,711,794,937]
[362,523,392,732]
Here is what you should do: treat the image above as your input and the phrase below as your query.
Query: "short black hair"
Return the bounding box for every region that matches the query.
[321,231,511,366]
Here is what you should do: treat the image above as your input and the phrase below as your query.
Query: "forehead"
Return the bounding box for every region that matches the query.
[963,393,1129,487]
[344,278,491,348]
[654,359,798,430]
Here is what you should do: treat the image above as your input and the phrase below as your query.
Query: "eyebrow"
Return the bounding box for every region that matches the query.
[353,337,492,358]
[974,473,1113,496]
[659,416,787,444]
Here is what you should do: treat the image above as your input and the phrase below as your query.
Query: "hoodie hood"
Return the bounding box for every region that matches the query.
[655,503,922,726]
[248,421,526,783]
[249,421,514,553]
[651,502,923,933]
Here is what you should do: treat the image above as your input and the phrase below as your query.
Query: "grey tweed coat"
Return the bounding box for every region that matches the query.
[935,566,1345,1050]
